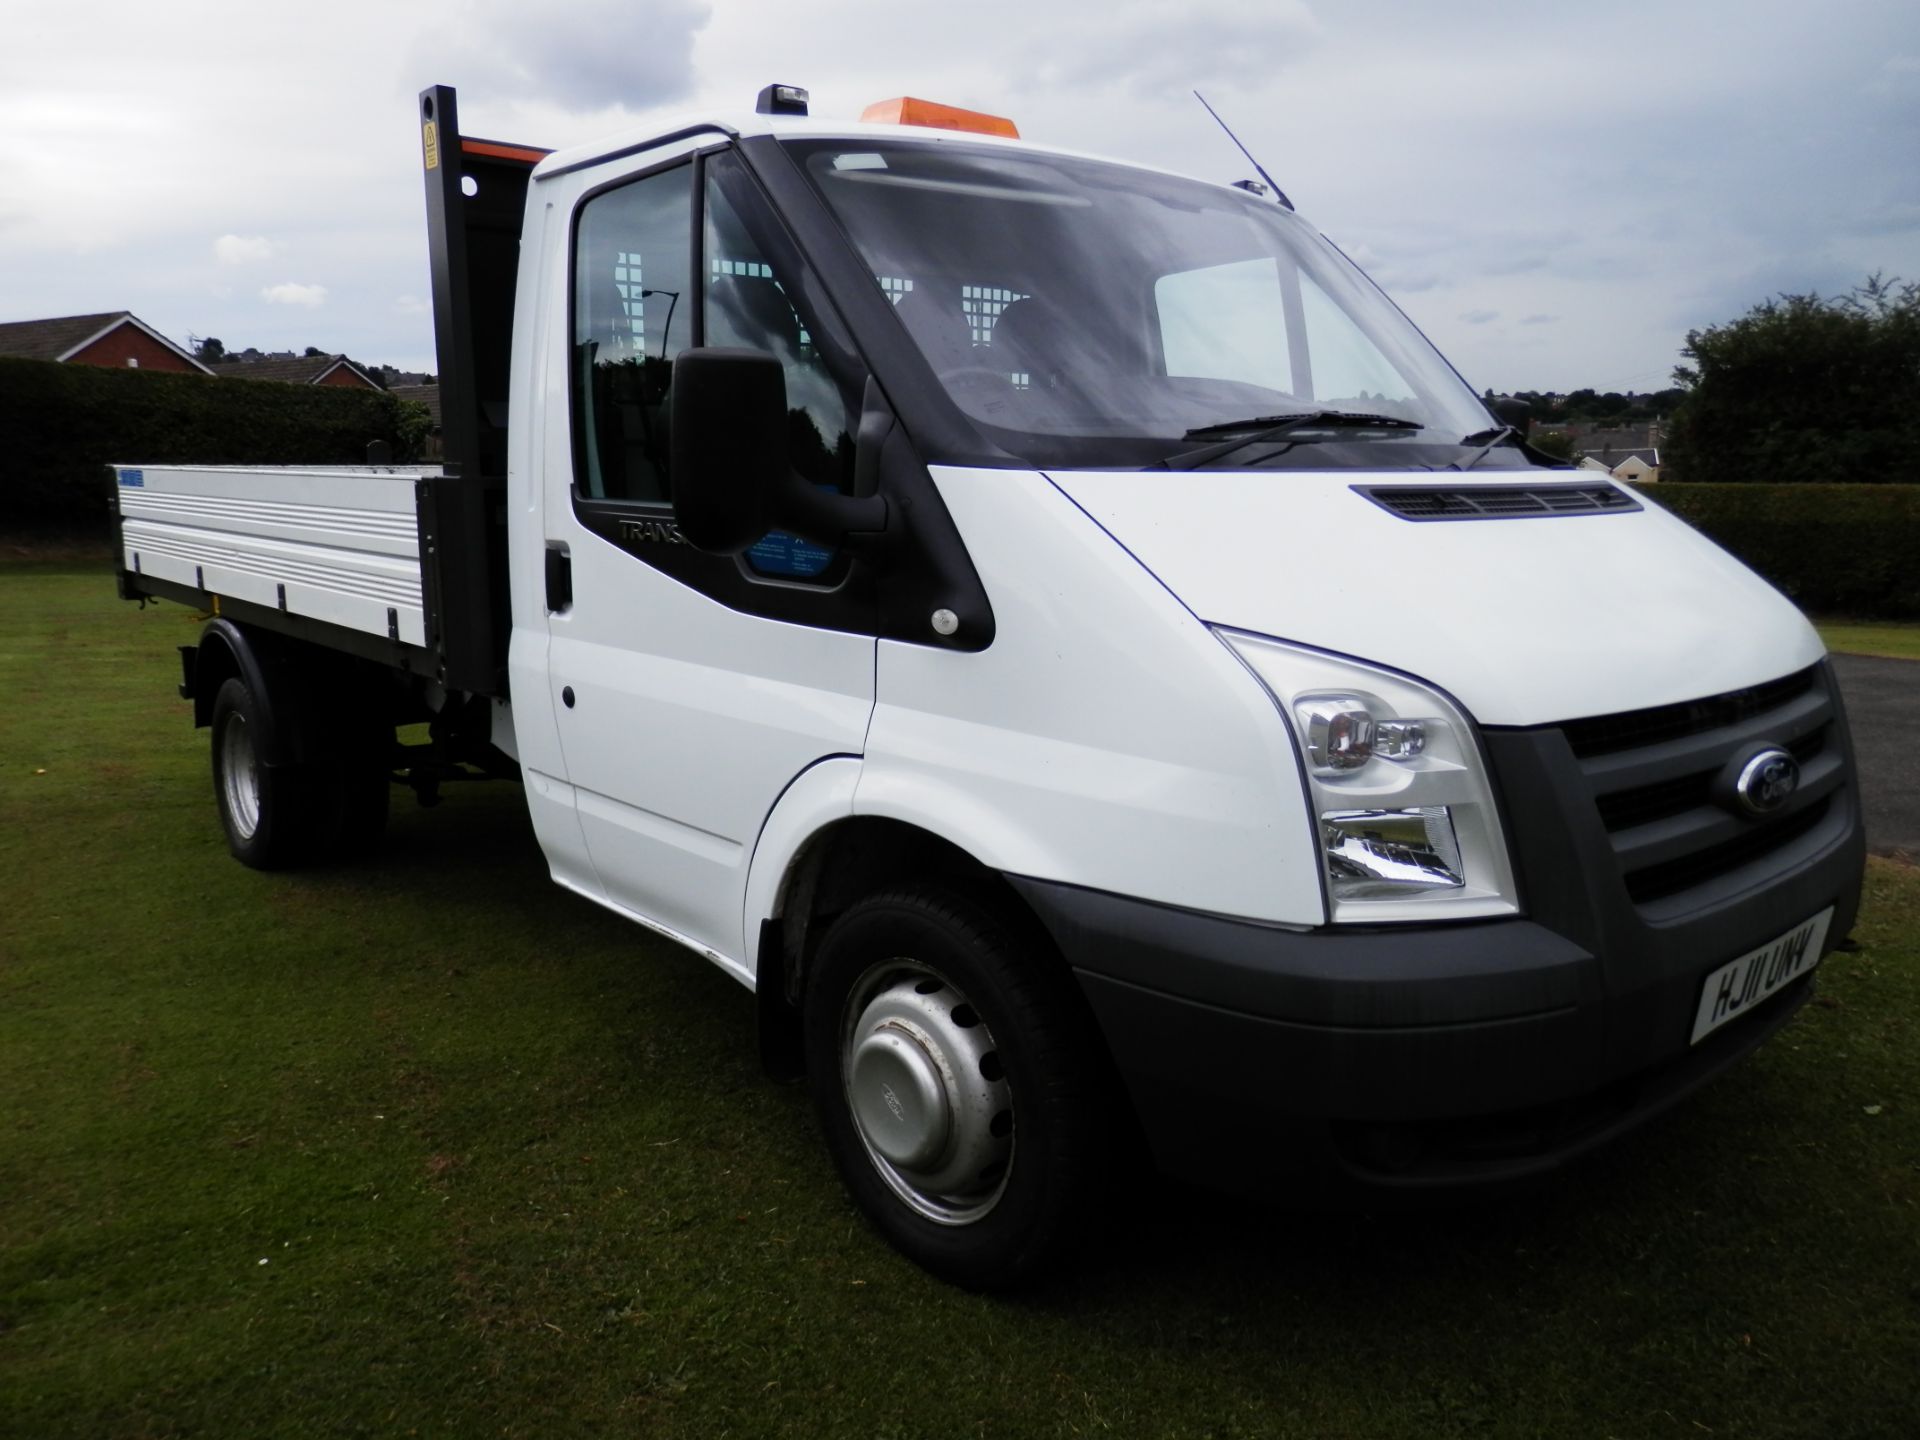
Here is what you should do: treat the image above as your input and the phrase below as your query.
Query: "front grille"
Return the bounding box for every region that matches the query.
[1556,666,1845,914]
[1624,798,1833,904]
[1562,668,1816,758]
[1356,483,1639,522]
[1594,726,1828,832]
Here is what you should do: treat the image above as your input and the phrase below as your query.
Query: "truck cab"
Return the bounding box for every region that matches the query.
[118,85,1865,1289]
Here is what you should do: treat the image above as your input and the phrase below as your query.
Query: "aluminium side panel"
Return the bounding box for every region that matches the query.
[115,464,438,647]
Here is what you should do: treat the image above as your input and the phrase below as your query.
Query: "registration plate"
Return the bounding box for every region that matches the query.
[1690,907,1833,1045]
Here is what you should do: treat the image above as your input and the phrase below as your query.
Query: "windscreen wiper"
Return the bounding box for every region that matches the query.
[1157,411,1424,471]
[1449,424,1520,472]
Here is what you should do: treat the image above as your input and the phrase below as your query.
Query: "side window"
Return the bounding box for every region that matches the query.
[1155,258,1294,395]
[704,168,858,581]
[572,164,693,504]
[1154,259,1422,414]
[1297,272,1418,409]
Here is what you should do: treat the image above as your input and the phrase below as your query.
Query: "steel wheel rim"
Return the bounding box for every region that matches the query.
[841,958,1015,1226]
[220,714,262,840]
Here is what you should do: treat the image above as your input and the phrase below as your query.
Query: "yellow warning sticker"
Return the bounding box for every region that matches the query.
[423,120,440,171]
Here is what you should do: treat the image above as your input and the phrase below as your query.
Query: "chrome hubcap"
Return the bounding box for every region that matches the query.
[220,714,261,840]
[842,960,1014,1226]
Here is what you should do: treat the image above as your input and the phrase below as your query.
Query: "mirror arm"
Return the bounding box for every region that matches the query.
[770,377,900,553]
[774,482,892,552]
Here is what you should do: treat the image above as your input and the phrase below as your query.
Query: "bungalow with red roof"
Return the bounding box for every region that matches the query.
[0,311,211,373]
[218,354,382,389]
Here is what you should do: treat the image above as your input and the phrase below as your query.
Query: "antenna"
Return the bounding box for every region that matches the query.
[1193,90,1293,210]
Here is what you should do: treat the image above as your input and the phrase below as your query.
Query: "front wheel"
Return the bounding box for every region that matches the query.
[804,885,1111,1289]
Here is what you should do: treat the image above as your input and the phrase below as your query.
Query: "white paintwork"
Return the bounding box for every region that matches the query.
[1047,470,1826,726]
[513,152,875,971]
[115,463,435,647]
[504,197,601,905]
[858,467,1322,927]
[546,550,874,964]
[123,114,1840,1000]
[741,757,863,979]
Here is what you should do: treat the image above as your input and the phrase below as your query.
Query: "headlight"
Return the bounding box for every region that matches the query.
[1215,629,1519,924]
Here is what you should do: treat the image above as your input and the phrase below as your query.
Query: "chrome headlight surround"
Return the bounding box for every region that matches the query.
[1215,628,1519,924]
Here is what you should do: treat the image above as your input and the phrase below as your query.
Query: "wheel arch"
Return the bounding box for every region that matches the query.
[192,617,403,768]
[193,619,295,764]
[750,803,1074,1083]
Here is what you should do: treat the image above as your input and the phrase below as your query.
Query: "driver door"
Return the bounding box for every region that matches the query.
[542,149,877,975]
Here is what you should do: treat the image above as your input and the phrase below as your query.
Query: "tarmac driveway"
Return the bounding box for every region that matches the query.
[1831,653,1919,859]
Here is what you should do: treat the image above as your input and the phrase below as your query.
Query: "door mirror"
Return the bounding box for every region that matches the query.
[670,348,787,554]
[671,346,894,558]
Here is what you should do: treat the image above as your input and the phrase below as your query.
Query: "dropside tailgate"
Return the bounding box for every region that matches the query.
[114,464,439,647]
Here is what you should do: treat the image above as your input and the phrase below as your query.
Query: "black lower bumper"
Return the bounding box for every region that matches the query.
[1008,810,1862,1199]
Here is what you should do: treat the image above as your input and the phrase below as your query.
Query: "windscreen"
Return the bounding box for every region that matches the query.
[787,138,1503,469]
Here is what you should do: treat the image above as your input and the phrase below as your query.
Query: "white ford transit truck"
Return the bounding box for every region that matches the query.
[113,84,1865,1288]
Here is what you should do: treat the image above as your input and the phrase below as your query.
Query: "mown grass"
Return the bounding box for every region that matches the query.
[1817,620,1920,662]
[3,562,1917,1439]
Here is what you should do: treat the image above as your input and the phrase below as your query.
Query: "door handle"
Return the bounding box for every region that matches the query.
[545,545,572,613]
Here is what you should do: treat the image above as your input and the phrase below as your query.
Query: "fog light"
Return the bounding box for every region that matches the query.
[1322,807,1464,900]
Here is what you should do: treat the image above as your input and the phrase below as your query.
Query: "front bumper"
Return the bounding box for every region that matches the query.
[1008,664,1867,1198]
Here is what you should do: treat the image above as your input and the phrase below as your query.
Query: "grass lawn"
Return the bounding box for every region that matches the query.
[1817,620,1920,662]
[4,561,1918,1439]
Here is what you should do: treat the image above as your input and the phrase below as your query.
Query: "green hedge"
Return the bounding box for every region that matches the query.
[1634,482,1920,619]
[0,357,430,531]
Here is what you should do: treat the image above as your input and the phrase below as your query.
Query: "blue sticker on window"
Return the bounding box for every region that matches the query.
[747,529,836,579]
[119,469,144,488]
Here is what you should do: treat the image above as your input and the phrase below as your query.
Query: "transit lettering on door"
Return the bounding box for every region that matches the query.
[618,517,685,545]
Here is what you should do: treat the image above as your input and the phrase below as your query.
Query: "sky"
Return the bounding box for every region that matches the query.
[2,0,1915,393]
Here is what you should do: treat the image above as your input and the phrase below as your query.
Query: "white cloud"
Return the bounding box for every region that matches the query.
[262,282,327,307]
[1041,0,1321,97]
[1460,309,1501,326]
[393,294,428,316]
[0,0,1915,383]
[412,0,712,112]
[213,233,274,265]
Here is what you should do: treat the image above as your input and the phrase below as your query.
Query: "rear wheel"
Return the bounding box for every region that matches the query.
[210,676,329,869]
[804,884,1111,1289]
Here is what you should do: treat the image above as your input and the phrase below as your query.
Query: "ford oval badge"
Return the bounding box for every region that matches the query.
[1734,748,1799,816]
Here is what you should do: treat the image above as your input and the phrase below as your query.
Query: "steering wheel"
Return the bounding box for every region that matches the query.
[937,366,1024,403]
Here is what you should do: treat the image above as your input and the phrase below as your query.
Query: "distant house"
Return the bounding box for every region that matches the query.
[390,384,444,458]
[1604,449,1661,483]
[1578,448,1660,482]
[1577,423,1663,482]
[0,310,211,374]
[218,354,382,389]
[389,383,441,425]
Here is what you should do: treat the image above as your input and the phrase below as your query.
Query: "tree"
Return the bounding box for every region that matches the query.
[1665,275,1920,484]
[192,336,226,364]
[1531,430,1579,463]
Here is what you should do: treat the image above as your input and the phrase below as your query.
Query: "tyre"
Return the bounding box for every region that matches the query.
[804,884,1111,1290]
[325,721,392,855]
[209,676,328,870]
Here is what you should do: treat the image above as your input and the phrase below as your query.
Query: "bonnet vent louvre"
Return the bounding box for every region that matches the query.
[1356,484,1641,521]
